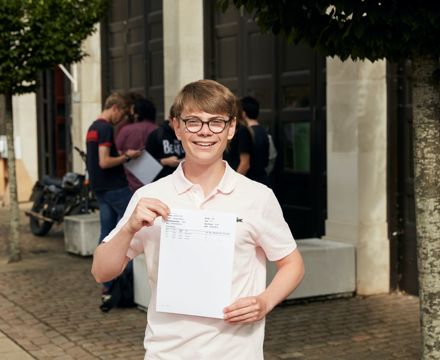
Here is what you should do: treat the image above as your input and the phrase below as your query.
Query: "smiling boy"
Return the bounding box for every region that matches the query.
[91,80,304,359]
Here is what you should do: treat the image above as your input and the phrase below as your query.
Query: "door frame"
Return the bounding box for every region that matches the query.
[387,61,418,295]
[36,67,71,179]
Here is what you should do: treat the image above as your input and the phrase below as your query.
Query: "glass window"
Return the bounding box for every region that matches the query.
[283,122,310,172]
[283,85,310,109]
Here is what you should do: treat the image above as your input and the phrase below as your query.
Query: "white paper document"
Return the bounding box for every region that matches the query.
[124,150,163,185]
[156,208,236,319]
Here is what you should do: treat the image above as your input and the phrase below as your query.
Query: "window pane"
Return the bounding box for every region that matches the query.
[283,122,310,172]
[283,85,310,109]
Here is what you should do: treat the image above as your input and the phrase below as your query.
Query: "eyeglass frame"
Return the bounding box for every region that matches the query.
[177,115,234,134]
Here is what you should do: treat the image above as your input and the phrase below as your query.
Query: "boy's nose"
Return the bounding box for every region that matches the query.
[198,122,212,135]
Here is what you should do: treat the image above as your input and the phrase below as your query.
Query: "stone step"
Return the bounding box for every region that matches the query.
[133,238,356,309]
[268,238,355,299]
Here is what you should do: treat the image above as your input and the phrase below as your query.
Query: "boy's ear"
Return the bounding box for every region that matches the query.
[172,117,181,140]
[227,117,237,140]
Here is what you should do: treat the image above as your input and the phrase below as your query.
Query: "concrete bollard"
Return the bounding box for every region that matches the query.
[64,213,100,256]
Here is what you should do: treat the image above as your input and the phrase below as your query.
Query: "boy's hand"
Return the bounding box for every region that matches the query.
[223,295,270,324]
[124,198,170,235]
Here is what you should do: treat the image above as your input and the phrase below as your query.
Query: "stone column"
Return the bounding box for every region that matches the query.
[163,0,204,114]
[324,58,389,295]
[7,94,38,202]
[71,25,102,174]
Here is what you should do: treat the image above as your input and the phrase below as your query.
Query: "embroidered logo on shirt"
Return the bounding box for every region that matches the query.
[236,217,243,223]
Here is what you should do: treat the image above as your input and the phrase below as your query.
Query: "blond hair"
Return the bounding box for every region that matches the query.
[173,80,238,119]
[103,92,128,111]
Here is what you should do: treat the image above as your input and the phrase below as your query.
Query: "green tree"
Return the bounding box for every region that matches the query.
[0,0,109,262]
[219,1,440,358]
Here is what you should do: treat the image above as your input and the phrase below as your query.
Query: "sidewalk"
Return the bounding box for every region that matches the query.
[0,207,421,359]
[0,331,33,360]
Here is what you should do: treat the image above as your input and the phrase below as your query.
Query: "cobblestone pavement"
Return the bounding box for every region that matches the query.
[0,205,421,359]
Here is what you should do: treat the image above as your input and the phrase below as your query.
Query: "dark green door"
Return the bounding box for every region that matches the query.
[276,43,326,238]
[101,0,164,116]
[206,3,326,238]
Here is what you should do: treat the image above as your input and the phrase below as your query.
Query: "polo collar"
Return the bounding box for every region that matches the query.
[172,162,193,194]
[172,161,237,195]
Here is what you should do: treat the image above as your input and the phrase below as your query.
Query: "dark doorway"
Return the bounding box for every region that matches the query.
[205,3,327,238]
[276,43,326,239]
[36,67,71,179]
[388,61,418,296]
[101,0,164,117]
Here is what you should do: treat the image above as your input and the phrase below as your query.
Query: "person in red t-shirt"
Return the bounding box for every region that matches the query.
[86,92,142,310]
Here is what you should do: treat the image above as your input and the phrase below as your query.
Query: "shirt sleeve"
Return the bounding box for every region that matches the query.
[146,129,160,159]
[98,123,114,147]
[256,189,297,261]
[237,127,252,154]
[262,129,270,168]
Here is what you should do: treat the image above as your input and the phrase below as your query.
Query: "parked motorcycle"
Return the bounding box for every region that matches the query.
[26,146,99,236]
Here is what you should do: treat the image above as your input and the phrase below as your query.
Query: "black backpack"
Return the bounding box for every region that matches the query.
[100,264,135,312]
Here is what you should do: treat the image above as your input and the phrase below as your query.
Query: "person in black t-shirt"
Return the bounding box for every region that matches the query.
[86,92,142,310]
[223,100,252,174]
[240,96,270,186]
[145,105,185,181]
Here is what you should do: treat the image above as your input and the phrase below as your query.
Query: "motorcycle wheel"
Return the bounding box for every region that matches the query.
[29,191,53,236]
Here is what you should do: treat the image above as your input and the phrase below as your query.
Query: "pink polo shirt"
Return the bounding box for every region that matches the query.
[104,161,297,360]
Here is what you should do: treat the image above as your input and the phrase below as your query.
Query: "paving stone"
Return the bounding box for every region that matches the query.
[0,206,423,359]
